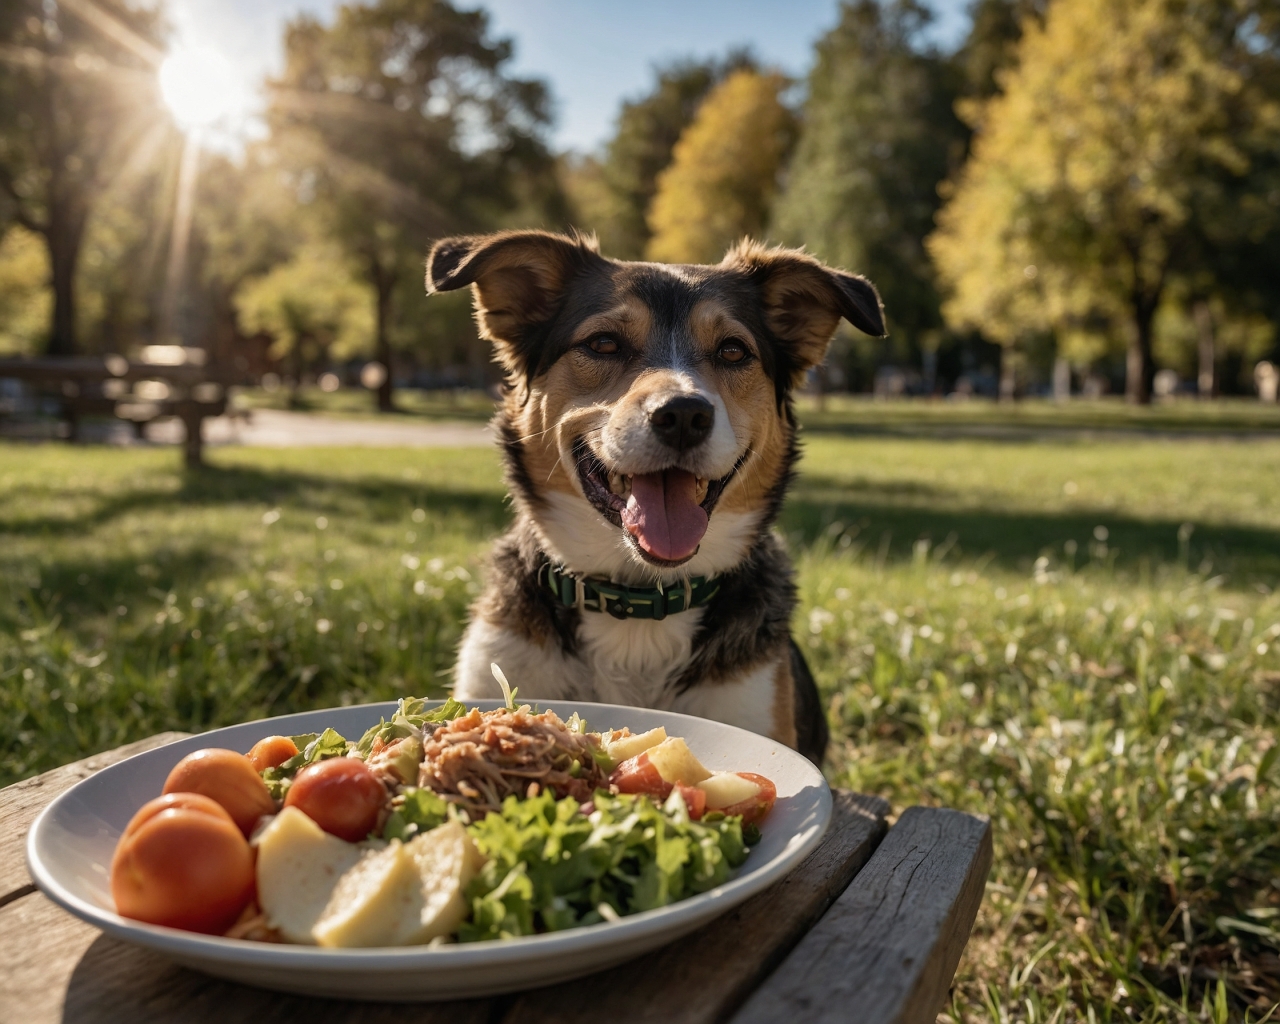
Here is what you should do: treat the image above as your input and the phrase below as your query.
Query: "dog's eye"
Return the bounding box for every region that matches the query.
[586,336,620,355]
[717,340,749,364]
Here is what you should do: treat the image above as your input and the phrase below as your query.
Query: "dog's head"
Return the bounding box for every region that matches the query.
[426,230,884,582]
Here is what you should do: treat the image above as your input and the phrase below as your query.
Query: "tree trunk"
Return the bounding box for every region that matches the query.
[998,346,1017,402]
[1125,305,1157,405]
[1194,301,1216,398]
[1052,356,1071,401]
[372,262,395,413]
[46,215,84,357]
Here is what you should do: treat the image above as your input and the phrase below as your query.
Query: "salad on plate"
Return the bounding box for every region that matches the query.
[109,669,778,948]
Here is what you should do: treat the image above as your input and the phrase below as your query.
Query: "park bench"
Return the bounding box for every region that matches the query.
[1,733,992,1023]
[0,355,234,466]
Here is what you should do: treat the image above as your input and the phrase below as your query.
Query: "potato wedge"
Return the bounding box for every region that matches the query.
[254,806,362,944]
[605,726,667,765]
[645,736,712,785]
[388,820,484,945]
[313,840,420,947]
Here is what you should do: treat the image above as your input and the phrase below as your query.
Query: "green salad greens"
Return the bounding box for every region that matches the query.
[459,788,751,942]
[260,697,468,800]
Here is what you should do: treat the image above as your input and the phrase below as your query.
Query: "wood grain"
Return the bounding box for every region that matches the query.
[0,790,888,1024]
[499,791,890,1024]
[730,806,993,1024]
[0,732,190,904]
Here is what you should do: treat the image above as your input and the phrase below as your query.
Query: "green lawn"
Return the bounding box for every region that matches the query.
[3,424,1279,1021]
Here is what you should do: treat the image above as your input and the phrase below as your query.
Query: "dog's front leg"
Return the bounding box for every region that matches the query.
[668,650,798,750]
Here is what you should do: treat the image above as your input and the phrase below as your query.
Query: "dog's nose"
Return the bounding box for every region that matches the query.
[649,395,714,451]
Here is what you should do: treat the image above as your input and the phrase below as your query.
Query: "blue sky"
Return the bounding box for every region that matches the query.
[169,0,972,153]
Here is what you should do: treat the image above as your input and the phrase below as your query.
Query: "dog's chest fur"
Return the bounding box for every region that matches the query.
[453,519,799,742]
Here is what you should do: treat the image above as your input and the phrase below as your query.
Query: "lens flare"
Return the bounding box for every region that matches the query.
[159,46,241,129]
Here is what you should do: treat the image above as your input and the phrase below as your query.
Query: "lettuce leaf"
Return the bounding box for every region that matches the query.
[382,787,451,841]
[459,790,750,942]
[260,727,349,799]
[354,696,468,757]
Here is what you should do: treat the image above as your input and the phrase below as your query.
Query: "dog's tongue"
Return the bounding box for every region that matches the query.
[622,468,708,562]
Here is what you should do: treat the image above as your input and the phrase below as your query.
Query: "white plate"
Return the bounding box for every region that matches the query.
[27,700,831,1001]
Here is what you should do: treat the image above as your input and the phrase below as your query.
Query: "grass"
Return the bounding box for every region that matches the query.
[3,419,1280,1021]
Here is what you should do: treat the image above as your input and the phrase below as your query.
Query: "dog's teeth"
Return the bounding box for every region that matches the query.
[608,472,632,498]
[695,477,709,503]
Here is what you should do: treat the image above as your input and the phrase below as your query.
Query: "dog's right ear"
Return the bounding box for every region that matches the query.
[426,230,604,379]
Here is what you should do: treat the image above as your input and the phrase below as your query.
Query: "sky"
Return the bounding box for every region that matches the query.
[167,0,972,153]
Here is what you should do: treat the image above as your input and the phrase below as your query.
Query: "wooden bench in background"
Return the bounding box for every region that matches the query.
[0,356,235,466]
[0,735,992,1023]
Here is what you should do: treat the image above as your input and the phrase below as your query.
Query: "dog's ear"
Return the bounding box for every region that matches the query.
[426,230,604,379]
[722,240,886,378]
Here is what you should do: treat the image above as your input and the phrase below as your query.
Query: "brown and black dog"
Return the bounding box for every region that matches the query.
[424,231,884,764]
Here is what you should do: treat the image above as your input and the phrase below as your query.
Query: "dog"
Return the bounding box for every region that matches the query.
[424,231,885,764]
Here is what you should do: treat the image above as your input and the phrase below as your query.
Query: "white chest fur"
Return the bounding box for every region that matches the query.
[576,609,702,709]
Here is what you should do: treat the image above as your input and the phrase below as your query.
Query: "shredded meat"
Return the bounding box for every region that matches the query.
[418,707,609,817]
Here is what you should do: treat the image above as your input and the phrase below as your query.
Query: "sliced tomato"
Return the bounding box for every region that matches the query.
[674,783,707,820]
[608,752,673,801]
[716,772,777,826]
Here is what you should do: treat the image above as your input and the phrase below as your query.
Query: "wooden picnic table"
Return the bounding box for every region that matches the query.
[0,734,992,1024]
[0,357,236,466]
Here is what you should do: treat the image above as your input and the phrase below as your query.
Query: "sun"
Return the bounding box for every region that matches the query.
[159,46,243,130]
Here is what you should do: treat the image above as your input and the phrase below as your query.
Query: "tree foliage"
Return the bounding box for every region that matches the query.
[0,0,168,355]
[266,0,562,408]
[564,53,755,259]
[930,0,1280,402]
[772,0,966,355]
[645,70,795,265]
[0,225,49,355]
[235,242,373,377]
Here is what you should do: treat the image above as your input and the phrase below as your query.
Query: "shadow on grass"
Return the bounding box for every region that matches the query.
[0,545,233,632]
[0,461,512,539]
[782,487,1280,587]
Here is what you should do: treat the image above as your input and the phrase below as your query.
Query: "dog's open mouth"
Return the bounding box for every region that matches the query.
[574,440,744,566]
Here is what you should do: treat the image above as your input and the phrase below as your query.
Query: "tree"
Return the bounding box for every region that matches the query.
[772,0,966,376]
[929,0,1280,403]
[646,70,795,265]
[565,53,755,259]
[0,0,167,355]
[952,0,1048,101]
[235,242,374,405]
[267,0,562,410]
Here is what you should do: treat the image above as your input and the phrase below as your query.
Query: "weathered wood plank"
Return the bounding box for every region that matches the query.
[0,790,888,1023]
[730,806,993,1024]
[0,732,190,904]
[499,791,890,1024]
[0,891,489,1024]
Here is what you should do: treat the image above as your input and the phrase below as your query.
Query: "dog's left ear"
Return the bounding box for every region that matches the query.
[426,230,605,378]
[722,240,886,375]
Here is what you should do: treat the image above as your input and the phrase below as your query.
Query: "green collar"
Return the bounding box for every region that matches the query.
[538,561,721,621]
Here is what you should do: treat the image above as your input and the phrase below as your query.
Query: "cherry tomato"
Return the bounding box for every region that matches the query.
[111,793,255,934]
[717,772,777,826]
[674,783,707,820]
[246,735,299,772]
[284,757,384,842]
[163,748,276,837]
[608,753,673,801]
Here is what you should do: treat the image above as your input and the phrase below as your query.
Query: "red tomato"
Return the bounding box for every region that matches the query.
[608,752,673,801]
[284,757,385,841]
[246,735,299,773]
[674,783,706,820]
[718,772,777,826]
[163,748,276,837]
[111,793,255,934]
